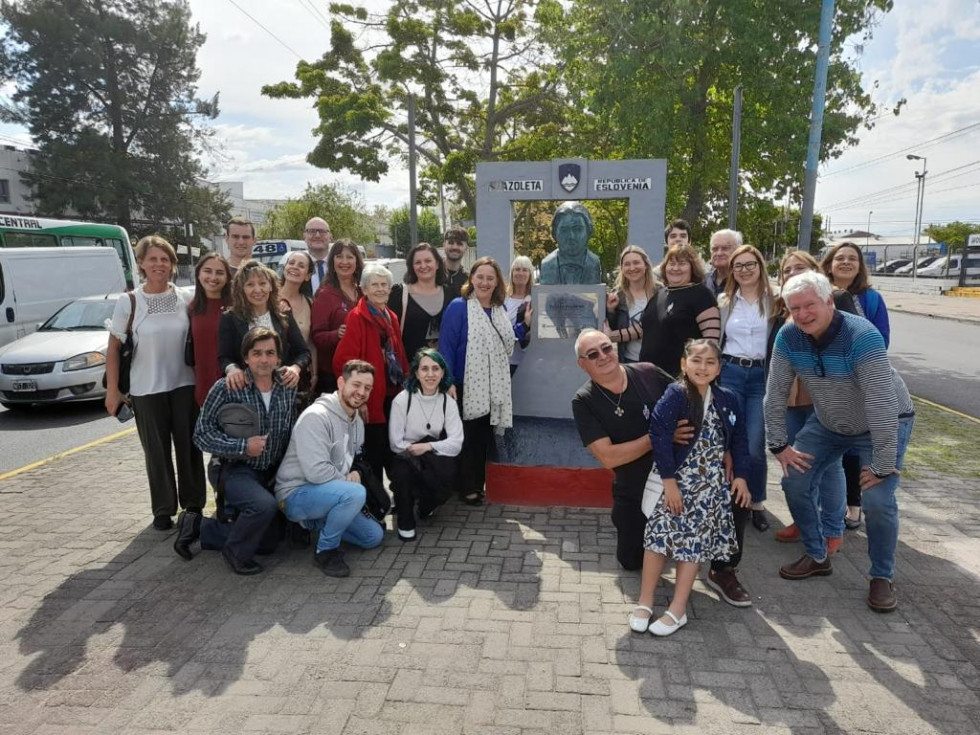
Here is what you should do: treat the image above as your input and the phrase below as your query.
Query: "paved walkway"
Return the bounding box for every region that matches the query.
[873,288,980,324]
[1,434,978,735]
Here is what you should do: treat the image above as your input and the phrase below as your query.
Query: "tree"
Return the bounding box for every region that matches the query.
[262,0,562,218]
[388,207,441,257]
[537,0,897,226]
[258,183,375,246]
[0,0,223,232]
[923,222,980,253]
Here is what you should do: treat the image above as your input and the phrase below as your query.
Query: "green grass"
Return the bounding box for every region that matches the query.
[902,398,980,481]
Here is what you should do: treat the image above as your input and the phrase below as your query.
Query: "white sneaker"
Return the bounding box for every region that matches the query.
[649,609,687,636]
[397,527,416,542]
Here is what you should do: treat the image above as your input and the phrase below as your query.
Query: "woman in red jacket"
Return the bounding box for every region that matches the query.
[333,262,409,484]
[311,239,364,393]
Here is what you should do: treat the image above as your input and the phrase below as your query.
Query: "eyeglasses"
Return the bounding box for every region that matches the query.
[579,343,615,361]
[732,261,759,272]
[305,228,330,236]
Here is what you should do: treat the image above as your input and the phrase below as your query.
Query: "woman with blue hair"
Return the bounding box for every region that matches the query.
[387,348,463,541]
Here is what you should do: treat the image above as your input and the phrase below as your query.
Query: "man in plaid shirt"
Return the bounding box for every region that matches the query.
[176,327,296,575]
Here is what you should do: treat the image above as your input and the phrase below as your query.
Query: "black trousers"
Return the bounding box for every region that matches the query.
[711,502,750,572]
[362,395,395,483]
[456,385,494,497]
[611,495,646,570]
[843,452,863,508]
[130,385,206,518]
[388,452,456,531]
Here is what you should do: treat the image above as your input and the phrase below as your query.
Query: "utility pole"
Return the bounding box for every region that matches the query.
[797,0,836,253]
[408,93,418,248]
[727,85,743,230]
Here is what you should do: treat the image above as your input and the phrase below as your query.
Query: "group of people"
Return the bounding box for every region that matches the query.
[104,218,533,576]
[572,220,908,637]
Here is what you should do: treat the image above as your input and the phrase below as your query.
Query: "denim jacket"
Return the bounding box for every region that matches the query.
[648,382,750,481]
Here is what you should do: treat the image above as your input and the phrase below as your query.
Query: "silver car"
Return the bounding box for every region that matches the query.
[0,294,119,409]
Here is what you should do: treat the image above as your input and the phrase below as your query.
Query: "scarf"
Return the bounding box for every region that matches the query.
[462,297,514,433]
[366,302,405,387]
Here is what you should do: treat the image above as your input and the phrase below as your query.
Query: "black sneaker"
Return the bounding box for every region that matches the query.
[153,515,174,531]
[173,510,202,561]
[314,548,350,577]
[221,546,263,575]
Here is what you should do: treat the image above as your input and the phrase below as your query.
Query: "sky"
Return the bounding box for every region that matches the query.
[1,0,978,238]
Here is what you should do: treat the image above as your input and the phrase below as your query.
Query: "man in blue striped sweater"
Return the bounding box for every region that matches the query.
[764,271,915,612]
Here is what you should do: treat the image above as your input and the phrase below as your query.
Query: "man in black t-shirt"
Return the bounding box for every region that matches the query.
[571,329,690,570]
[442,226,469,298]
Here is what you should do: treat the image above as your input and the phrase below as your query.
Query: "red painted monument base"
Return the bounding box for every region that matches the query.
[485,462,614,508]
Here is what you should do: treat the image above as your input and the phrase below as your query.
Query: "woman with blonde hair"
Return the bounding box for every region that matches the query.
[639,243,720,376]
[504,255,534,373]
[105,236,205,530]
[606,245,657,363]
[716,245,777,544]
[218,260,311,391]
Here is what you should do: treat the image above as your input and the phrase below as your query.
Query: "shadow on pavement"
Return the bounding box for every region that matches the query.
[0,400,110,432]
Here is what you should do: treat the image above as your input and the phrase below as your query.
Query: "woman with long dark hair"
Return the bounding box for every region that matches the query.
[387,348,463,541]
[218,261,310,391]
[388,242,451,363]
[311,239,364,392]
[279,250,317,396]
[187,253,232,406]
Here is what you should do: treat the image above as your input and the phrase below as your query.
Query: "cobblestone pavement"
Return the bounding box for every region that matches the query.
[1,434,978,735]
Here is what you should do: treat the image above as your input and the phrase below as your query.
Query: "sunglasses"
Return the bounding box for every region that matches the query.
[579,343,615,361]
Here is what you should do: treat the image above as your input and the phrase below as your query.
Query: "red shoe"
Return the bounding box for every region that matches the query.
[775,524,801,543]
[826,536,842,555]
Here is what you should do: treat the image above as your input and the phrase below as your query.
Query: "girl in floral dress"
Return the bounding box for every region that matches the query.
[628,339,751,636]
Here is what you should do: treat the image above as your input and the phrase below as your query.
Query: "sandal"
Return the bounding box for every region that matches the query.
[462,493,484,506]
[649,609,688,637]
[628,605,655,633]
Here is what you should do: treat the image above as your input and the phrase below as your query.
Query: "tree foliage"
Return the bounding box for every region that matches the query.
[388,206,441,257]
[533,0,896,227]
[0,0,226,233]
[262,0,562,218]
[923,221,980,253]
[258,183,375,246]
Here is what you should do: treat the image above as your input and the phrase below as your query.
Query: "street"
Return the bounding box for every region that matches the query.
[0,400,125,475]
[888,311,980,419]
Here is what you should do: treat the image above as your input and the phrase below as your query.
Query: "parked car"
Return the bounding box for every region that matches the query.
[0,294,119,409]
[893,256,940,275]
[917,254,980,279]
[874,258,912,274]
[368,257,409,284]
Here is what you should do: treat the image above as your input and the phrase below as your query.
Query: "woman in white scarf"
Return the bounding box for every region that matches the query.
[438,257,518,505]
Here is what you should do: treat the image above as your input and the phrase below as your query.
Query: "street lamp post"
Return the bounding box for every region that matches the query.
[907,154,927,278]
[866,208,872,250]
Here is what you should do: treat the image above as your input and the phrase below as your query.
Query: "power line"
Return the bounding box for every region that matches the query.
[820,122,980,179]
[225,0,304,61]
[296,0,331,32]
[820,160,980,211]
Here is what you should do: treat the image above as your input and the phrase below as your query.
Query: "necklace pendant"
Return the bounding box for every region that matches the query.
[614,406,624,417]
[426,423,431,430]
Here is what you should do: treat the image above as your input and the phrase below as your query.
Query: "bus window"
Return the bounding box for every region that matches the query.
[61,236,105,247]
[3,232,58,248]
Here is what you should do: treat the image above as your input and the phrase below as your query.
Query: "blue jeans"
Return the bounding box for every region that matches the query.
[720,361,768,503]
[783,413,914,579]
[282,480,384,552]
[786,407,847,538]
[200,464,278,563]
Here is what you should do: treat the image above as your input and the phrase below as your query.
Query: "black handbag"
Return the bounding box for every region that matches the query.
[351,455,391,524]
[103,292,136,393]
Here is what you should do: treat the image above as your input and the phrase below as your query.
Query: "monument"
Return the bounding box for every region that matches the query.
[474,158,667,507]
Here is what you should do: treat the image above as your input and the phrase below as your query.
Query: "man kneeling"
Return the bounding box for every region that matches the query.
[275,359,385,577]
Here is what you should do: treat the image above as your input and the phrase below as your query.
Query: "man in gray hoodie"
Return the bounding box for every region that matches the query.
[275,359,385,577]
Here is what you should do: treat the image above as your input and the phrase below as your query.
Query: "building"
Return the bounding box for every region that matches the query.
[0,146,41,215]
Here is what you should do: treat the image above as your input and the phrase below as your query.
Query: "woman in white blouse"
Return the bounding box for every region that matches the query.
[718,244,778,534]
[387,348,463,541]
[104,236,205,530]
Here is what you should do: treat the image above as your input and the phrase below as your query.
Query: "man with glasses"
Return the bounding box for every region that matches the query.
[704,229,742,297]
[304,217,333,293]
[764,271,914,612]
[571,329,692,570]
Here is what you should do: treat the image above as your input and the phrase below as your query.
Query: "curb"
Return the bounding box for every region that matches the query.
[0,427,137,483]
[886,305,980,326]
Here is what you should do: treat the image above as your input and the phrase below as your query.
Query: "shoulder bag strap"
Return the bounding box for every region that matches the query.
[126,291,136,337]
[401,284,409,336]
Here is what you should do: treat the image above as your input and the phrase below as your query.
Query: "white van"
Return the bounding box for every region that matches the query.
[0,247,126,348]
[917,253,980,279]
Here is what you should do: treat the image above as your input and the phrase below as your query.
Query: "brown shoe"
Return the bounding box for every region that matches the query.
[779,554,832,580]
[867,578,897,613]
[706,567,752,608]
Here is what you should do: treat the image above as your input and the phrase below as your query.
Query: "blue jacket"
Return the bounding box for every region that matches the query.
[856,288,890,348]
[438,297,526,387]
[648,383,750,482]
